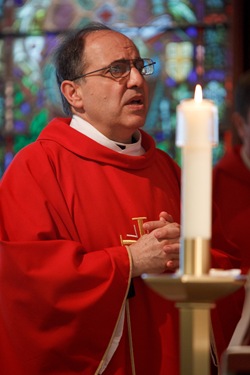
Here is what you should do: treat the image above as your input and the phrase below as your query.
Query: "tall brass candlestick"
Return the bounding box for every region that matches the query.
[176,85,218,374]
[143,85,244,375]
[176,84,218,276]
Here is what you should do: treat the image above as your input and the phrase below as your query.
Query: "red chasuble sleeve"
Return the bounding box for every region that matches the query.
[211,146,249,362]
[213,145,250,273]
[210,201,245,363]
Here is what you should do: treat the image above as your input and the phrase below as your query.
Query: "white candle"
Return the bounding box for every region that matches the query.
[176,85,218,238]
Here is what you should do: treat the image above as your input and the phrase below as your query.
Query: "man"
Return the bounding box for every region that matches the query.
[213,70,250,274]
[0,23,242,374]
[212,71,250,367]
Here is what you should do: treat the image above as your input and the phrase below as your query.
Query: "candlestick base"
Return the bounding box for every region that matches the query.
[142,272,245,375]
[142,272,244,303]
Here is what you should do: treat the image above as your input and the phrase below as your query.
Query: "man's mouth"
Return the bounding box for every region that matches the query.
[131,99,142,104]
[127,97,143,105]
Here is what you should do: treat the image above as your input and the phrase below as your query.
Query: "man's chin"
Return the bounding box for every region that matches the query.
[128,116,147,129]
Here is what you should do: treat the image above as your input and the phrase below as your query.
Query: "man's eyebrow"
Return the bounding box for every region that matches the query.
[110,58,142,63]
[110,59,127,63]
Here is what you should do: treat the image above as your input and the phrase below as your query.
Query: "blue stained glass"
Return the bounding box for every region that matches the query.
[14,120,26,132]
[0,0,3,17]
[204,69,226,81]
[152,41,164,53]
[152,0,165,15]
[159,98,171,138]
[205,46,225,68]
[36,89,46,107]
[206,0,224,9]
[14,0,26,6]
[187,70,198,84]
[165,77,176,88]
[186,27,198,38]
[204,80,227,118]
[4,151,14,169]
[155,130,168,142]
[20,102,31,115]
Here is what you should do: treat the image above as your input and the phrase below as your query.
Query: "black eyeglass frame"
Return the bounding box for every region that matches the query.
[70,58,156,81]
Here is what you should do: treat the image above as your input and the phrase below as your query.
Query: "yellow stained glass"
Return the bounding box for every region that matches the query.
[165,42,193,82]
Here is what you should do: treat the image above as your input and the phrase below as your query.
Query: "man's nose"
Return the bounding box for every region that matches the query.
[127,65,144,87]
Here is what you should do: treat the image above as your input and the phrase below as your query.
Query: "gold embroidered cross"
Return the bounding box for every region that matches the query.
[120,217,147,245]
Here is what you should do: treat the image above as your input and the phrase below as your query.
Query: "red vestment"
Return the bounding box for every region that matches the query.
[213,145,250,273]
[0,118,243,374]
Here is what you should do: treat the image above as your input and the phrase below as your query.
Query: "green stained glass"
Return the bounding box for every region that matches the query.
[77,0,95,11]
[13,133,37,154]
[14,90,24,106]
[29,109,49,136]
[167,1,197,22]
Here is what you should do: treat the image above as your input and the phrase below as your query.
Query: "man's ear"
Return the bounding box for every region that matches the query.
[60,80,84,110]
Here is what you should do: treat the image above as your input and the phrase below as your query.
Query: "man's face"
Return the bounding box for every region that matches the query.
[74,30,149,143]
[235,109,250,159]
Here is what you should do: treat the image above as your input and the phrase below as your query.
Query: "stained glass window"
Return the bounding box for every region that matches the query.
[0,0,233,176]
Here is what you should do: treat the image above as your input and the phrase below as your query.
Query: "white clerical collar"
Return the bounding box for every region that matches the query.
[70,115,145,156]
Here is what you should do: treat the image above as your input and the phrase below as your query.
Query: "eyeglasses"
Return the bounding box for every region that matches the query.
[70,58,156,81]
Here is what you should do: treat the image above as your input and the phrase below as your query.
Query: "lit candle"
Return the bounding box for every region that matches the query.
[176,85,218,239]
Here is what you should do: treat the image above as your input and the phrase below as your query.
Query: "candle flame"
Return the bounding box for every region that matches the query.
[194,84,203,103]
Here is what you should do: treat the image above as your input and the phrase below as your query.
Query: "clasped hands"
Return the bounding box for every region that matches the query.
[128,212,180,277]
